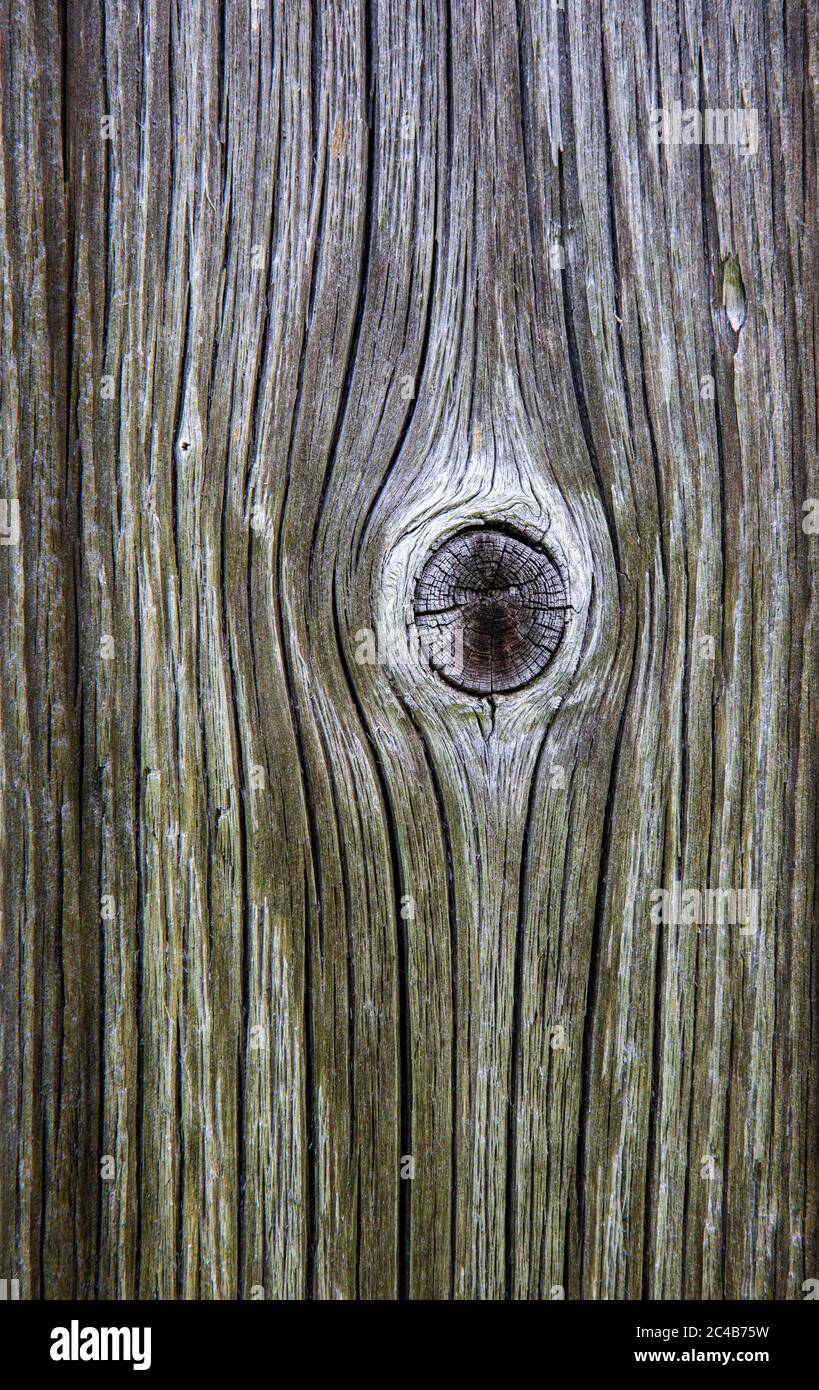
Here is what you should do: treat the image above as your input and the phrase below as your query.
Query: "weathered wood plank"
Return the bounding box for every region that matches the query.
[0,0,815,1301]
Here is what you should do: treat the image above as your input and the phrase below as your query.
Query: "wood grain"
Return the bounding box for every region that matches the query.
[0,0,815,1300]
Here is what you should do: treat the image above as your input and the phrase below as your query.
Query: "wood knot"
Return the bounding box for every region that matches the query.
[413,525,569,695]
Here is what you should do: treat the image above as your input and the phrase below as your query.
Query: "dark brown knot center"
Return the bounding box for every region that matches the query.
[413,525,568,695]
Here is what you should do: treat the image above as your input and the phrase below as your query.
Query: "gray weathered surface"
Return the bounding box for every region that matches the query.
[0,0,815,1299]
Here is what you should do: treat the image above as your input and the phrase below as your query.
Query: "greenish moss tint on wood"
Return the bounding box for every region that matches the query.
[0,0,816,1300]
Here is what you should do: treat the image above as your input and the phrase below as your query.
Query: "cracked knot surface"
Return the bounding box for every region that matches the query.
[413,525,569,695]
